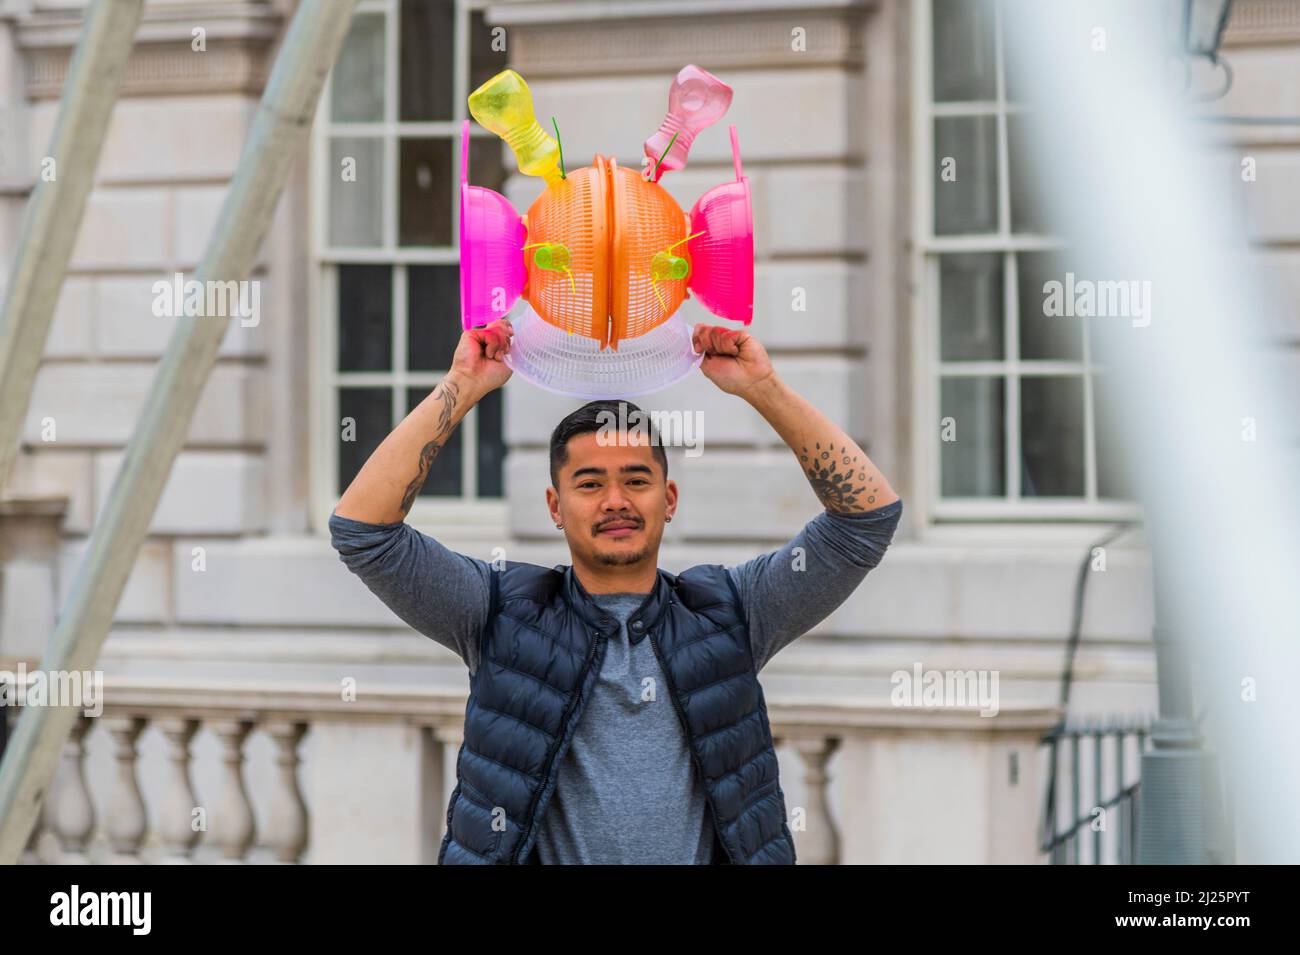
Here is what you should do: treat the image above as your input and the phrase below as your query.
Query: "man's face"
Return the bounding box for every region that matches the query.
[547,431,677,570]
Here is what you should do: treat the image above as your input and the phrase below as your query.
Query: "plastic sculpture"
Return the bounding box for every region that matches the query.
[459,65,753,398]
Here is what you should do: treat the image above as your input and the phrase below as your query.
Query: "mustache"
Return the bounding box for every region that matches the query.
[593,515,644,532]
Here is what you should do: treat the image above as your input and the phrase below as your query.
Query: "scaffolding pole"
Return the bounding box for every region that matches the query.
[0,0,143,491]
[0,0,360,864]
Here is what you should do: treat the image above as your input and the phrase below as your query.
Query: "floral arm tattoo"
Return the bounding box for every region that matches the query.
[799,440,883,514]
[398,379,460,517]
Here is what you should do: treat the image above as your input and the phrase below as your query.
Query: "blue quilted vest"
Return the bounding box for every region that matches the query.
[437,559,797,865]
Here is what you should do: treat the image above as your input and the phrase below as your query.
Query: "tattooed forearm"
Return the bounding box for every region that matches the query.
[435,378,459,440]
[334,370,483,524]
[396,379,461,517]
[799,441,881,514]
[740,373,897,515]
[399,439,441,516]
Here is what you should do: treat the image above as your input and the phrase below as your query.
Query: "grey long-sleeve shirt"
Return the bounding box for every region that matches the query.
[329,498,902,863]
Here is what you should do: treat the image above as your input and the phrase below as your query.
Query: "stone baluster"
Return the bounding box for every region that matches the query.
[209,719,256,861]
[49,714,95,862]
[434,725,463,841]
[21,798,46,864]
[791,734,841,865]
[105,715,148,861]
[263,720,309,863]
[156,717,201,862]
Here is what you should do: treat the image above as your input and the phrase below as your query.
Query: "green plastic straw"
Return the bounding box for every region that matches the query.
[651,130,680,180]
[552,116,566,180]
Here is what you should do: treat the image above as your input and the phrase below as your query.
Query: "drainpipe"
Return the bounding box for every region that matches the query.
[1136,554,1229,863]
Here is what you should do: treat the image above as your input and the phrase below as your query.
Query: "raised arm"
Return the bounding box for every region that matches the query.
[691,325,899,513]
[329,317,515,674]
[693,324,903,671]
[335,317,515,523]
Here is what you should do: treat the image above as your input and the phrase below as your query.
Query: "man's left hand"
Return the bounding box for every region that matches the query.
[693,324,775,398]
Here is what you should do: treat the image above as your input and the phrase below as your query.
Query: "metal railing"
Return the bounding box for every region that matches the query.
[1039,716,1153,865]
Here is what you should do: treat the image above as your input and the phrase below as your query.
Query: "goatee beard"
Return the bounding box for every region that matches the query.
[595,545,652,567]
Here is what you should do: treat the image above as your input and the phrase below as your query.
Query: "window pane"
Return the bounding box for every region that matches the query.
[932,0,996,102]
[940,253,1004,361]
[477,387,505,498]
[407,388,462,496]
[1008,111,1061,235]
[331,13,385,122]
[469,134,511,194]
[1092,373,1135,500]
[338,264,392,372]
[408,265,461,371]
[470,10,510,91]
[941,376,1005,496]
[1017,251,1082,361]
[934,116,998,235]
[338,387,392,495]
[329,137,384,248]
[1002,21,1025,105]
[1008,113,1043,234]
[1002,1,1043,106]
[400,138,453,246]
[400,0,454,121]
[1020,376,1085,497]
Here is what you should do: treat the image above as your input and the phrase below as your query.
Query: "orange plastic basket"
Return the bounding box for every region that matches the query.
[609,158,690,349]
[523,156,610,344]
[521,155,690,351]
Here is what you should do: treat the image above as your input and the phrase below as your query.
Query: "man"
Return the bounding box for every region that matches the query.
[330,317,902,864]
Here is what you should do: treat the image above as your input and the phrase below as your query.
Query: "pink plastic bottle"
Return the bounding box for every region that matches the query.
[643,65,733,182]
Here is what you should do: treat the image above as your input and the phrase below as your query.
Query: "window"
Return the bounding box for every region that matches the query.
[916,0,1138,519]
[313,0,509,525]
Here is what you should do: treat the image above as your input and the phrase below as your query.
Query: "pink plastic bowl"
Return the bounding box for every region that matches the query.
[460,120,527,330]
[686,126,753,325]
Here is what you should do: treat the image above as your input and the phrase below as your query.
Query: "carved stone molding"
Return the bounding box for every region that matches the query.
[489,0,874,75]
[17,2,283,100]
[1222,0,1300,45]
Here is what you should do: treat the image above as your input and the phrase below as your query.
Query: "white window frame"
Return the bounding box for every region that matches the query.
[309,0,507,535]
[911,0,1142,524]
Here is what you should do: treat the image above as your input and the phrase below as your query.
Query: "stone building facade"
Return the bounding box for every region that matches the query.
[1,0,1295,863]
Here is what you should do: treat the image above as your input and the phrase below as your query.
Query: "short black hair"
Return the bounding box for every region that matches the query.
[549,399,668,488]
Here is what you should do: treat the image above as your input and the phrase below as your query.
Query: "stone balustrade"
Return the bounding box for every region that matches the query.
[4,675,1058,864]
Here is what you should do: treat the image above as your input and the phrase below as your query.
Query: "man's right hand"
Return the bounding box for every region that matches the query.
[451,317,514,394]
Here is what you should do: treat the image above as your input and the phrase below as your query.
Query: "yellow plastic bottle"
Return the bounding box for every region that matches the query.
[468,70,562,183]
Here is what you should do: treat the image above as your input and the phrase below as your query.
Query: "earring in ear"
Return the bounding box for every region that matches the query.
[666,515,673,523]
[556,522,564,530]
